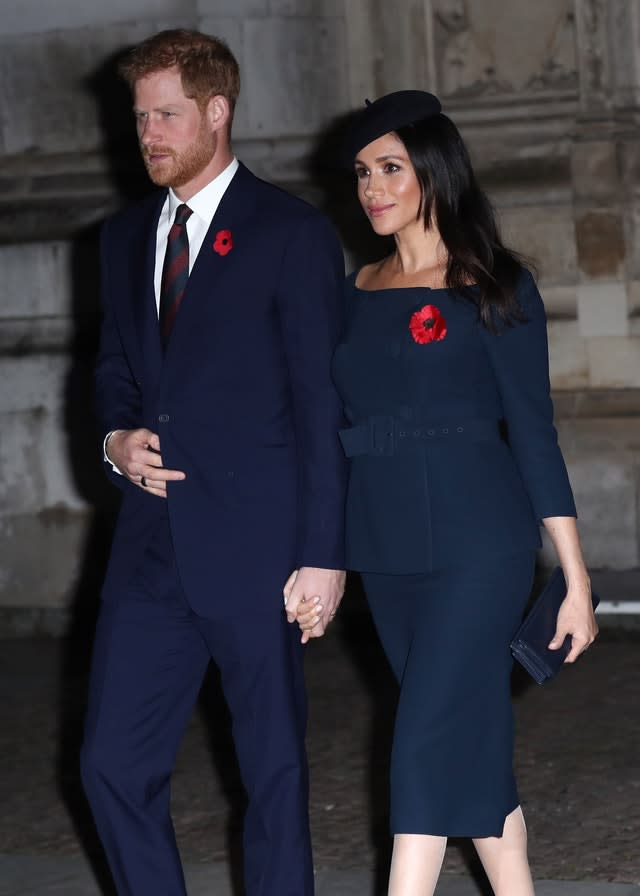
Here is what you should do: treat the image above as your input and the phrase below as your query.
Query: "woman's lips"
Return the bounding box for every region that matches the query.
[367,204,394,217]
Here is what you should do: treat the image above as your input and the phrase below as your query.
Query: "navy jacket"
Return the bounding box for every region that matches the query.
[331,269,576,574]
[96,163,347,613]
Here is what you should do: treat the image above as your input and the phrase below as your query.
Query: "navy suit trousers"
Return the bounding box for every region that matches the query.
[81,513,313,896]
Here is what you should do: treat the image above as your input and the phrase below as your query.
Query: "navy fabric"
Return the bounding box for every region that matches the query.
[333,266,576,839]
[341,90,442,166]
[81,514,312,896]
[89,163,346,895]
[331,269,576,574]
[363,551,536,838]
[96,163,347,611]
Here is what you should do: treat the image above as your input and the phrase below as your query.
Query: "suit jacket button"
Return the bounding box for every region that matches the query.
[427,429,435,436]
[442,428,449,434]
[158,414,169,423]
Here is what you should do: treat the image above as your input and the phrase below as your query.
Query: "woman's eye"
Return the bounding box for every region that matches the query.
[355,168,369,179]
[384,163,400,174]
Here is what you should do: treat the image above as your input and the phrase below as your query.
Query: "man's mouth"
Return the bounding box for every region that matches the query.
[144,149,173,164]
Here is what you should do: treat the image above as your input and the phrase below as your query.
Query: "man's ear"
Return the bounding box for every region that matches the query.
[206,95,231,133]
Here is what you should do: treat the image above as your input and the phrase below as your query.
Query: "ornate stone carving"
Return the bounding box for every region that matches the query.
[525,9,578,91]
[433,0,578,98]
[434,0,513,97]
[581,0,607,94]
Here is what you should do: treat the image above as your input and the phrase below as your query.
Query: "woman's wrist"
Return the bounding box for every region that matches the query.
[562,568,592,598]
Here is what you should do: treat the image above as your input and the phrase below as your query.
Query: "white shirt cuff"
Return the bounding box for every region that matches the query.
[103,431,123,475]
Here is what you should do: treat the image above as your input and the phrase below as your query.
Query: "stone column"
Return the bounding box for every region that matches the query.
[552,0,640,569]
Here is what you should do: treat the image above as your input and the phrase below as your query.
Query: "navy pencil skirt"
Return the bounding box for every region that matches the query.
[362,551,536,839]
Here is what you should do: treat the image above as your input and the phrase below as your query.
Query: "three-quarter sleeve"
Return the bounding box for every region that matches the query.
[480,270,576,521]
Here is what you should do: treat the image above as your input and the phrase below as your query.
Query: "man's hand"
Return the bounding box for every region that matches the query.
[283,567,346,644]
[106,428,186,498]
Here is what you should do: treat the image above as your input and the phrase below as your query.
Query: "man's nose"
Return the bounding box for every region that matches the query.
[140,118,160,145]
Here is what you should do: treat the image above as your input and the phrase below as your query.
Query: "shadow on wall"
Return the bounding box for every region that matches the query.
[307,108,394,270]
[59,45,154,665]
[55,48,152,896]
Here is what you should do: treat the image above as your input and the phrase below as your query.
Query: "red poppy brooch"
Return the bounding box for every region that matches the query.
[409,304,447,344]
[213,229,233,256]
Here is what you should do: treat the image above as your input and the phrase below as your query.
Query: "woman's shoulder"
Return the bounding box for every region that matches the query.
[345,269,359,289]
[512,265,544,315]
[347,262,379,291]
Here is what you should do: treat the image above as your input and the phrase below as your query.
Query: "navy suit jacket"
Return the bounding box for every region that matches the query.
[332,269,576,574]
[96,163,347,614]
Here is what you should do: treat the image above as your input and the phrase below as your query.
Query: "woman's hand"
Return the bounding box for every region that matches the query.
[549,580,599,663]
[282,567,345,644]
[542,515,599,663]
[295,596,325,644]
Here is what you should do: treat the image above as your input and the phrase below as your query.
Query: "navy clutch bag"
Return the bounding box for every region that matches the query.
[510,566,599,685]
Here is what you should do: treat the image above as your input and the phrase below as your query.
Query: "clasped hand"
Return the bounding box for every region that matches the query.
[106,428,186,498]
[283,567,346,644]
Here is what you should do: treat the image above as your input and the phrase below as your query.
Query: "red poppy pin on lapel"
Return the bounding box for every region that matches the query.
[213,229,233,256]
[409,304,447,344]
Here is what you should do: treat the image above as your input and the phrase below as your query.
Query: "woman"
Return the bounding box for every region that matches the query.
[296,91,598,895]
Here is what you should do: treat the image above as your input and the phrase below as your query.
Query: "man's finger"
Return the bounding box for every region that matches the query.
[141,467,186,482]
[147,432,162,452]
[283,569,298,600]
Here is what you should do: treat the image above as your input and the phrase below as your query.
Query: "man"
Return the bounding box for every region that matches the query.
[80,29,346,896]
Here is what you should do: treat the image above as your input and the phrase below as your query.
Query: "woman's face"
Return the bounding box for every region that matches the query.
[354,132,424,238]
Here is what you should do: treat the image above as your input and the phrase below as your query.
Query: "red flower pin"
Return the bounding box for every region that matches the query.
[409,304,447,344]
[213,229,233,256]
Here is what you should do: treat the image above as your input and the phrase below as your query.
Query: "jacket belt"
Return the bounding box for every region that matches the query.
[339,417,501,458]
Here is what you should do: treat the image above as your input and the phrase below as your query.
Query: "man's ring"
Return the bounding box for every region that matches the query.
[141,476,147,487]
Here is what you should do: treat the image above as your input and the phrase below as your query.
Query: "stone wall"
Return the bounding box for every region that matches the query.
[1,0,639,624]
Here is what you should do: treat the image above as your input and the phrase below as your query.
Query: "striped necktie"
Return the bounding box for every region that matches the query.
[159,203,193,348]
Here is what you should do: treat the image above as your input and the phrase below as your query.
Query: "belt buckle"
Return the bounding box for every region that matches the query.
[370,416,395,457]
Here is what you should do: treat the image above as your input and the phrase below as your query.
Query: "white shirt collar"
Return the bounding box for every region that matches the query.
[166,156,239,227]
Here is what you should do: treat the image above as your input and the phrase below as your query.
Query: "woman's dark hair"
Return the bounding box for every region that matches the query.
[394,114,527,330]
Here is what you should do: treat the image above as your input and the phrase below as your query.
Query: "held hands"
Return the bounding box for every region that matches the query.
[548,578,599,663]
[106,428,186,498]
[283,567,346,644]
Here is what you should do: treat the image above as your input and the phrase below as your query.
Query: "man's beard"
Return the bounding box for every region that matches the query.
[142,126,216,189]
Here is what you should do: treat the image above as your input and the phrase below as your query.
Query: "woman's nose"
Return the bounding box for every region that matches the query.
[364,177,382,197]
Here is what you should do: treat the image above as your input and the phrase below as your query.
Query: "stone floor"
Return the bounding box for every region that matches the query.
[0,582,638,894]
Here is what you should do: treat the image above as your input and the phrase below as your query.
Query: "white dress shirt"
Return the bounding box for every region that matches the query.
[104,156,239,468]
[153,156,239,312]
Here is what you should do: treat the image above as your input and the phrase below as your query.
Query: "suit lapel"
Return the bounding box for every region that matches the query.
[131,191,166,383]
[162,164,259,365]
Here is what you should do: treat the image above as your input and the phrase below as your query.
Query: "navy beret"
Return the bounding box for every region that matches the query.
[342,90,442,166]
